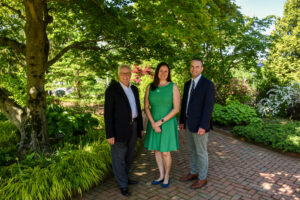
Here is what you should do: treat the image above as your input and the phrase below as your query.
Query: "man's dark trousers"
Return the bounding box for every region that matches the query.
[111,121,137,188]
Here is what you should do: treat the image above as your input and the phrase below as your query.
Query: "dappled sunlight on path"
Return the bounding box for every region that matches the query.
[74,131,300,200]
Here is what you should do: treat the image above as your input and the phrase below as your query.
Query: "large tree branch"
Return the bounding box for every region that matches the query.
[0,2,26,20]
[0,88,25,130]
[46,39,115,69]
[0,37,26,55]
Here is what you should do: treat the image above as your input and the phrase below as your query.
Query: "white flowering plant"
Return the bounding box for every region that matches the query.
[257,82,300,117]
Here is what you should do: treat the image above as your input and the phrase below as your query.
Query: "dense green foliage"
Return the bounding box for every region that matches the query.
[2,0,254,152]
[233,120,300,153]
[45,55,107,101]
[257,83,300,117]
[0,129,111,200]
[0,110,112,200]
[47,104,99,144]
[265,0,300,84]
[0,112,7,121]
[0,108,146,200]
[0,0,298,198]
[0,121,19,165]
[0,103,100,166]
[212,101,258,126]
[214,78,254,105]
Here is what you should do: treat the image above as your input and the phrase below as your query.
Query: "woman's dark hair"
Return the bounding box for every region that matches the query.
[150,62,172,91]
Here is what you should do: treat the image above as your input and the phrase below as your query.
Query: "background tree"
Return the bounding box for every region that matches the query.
[203,14,274,104]
[46,52,107,100]
[265,0,300,84]
[0,0,176,154]
[0,0,239,154]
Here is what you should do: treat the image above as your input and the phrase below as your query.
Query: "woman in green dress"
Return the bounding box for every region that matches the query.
[144,62,180,188]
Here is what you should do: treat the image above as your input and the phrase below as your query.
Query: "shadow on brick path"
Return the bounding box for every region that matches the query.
[73,130,300,200]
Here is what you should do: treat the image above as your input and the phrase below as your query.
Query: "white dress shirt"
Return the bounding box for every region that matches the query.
[120,82,138,118]
[186,74,202,114]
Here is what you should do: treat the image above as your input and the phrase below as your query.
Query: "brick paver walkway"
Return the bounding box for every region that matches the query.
[73,130,300,200]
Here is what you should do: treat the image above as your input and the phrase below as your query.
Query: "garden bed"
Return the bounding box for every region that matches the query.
[214,123,300,159]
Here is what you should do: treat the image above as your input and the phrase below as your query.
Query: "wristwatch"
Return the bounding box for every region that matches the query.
[161,118,165,123]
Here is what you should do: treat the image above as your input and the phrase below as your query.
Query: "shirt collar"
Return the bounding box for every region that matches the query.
[192,74,202,85]
[119,81,131,89]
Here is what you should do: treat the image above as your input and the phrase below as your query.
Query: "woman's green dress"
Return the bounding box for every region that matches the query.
[144,82,179,152]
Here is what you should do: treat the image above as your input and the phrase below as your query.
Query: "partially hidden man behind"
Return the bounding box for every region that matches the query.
[104,65,143,197]
[179,58,215,189]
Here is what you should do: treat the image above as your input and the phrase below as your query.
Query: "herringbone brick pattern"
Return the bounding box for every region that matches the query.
[73,131,300,200]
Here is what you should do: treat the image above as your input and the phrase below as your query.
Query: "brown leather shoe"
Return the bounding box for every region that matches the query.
[190,179,207,189]
[179,173,198,182]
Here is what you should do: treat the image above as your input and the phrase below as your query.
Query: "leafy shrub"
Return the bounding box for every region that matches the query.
[0,121,19,165]
[132,64,154,84]
[0,112,7,121]
[0,129,111,200]
[0,121,18,147]
[257,83,300,117]
[92,114,105,129]
[256,73,281,101]
[47,104,99,142]
[233,120,300,153]
[215,78,253,105]
[287,102,300,120]
[212,101,258,126]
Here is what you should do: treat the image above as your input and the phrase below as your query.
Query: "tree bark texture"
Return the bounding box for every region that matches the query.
[23,0,49,153]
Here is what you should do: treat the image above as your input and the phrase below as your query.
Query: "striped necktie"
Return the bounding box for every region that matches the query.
[190,80,195,97]
[186,80,196,115]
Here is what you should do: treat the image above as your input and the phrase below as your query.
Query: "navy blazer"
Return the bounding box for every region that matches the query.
[104,80,143,142]
[180,76,215,132]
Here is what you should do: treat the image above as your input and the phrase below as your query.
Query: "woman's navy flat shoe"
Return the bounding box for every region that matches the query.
[161,179,171,188]
[151,179,164,185]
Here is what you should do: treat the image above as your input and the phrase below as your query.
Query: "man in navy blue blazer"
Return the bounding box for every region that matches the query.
[179,58,215,189]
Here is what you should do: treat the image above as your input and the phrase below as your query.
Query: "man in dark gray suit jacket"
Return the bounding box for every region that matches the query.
[104,65,143,197]
[179,58,215,189]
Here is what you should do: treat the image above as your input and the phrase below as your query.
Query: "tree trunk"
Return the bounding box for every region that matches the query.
[23,0,49,153]
[75,69,82,98]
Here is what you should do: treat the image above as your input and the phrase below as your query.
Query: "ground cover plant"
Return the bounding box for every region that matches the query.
[233,119,300,153]
[212,100,259,126]
[0,105,111,200]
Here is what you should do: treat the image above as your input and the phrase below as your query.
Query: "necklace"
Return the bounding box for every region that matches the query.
[159,81,169,87]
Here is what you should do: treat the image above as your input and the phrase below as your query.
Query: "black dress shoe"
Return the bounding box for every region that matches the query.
[128,179,138,185]
[120,187,130,197]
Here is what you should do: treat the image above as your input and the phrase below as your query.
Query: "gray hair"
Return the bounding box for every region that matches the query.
[117,64,131,74]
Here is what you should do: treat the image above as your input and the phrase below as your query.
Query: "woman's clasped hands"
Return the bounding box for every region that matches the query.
[151,121,162,133]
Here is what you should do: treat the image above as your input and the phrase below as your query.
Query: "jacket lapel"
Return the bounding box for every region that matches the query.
[117,82,131,110]
[194,75,205,92]
[190,75,205,101]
